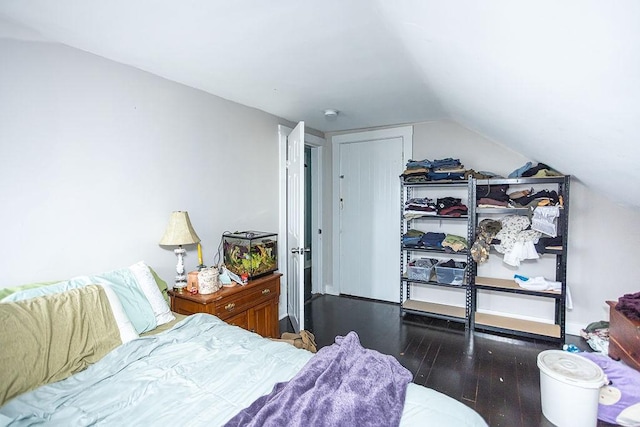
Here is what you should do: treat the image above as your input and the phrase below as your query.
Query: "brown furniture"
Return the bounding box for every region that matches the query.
[169,272,281,338]
[607,300,640,372]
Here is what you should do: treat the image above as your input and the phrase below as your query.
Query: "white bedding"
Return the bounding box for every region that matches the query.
[0,314,487,426]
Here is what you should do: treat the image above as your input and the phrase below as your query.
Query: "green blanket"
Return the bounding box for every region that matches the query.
[0,285,121,406]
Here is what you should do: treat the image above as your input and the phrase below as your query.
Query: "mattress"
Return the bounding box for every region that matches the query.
[0,314,487,426]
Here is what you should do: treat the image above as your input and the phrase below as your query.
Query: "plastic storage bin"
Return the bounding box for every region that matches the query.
[222,231,278,280]
[407,258,438,281]
[434,260,467,285]
[537,350,606,427]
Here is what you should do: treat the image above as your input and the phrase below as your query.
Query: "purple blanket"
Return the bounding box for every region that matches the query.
[224,331,412,427]
[617,291,640,320]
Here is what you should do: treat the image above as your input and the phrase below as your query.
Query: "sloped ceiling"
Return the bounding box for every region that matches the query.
[1,1,639,208]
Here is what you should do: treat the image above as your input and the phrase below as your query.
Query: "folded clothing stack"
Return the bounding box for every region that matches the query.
[428,158,466,181]
[476,184,510,208]
[420,232,446,248]
[508,162,563,178]
[402,229,424,246]
[404,197,437,220]
[400,158,468,182]
[401,159,432,183]
[442,234,468,252]
[436,197,468,216]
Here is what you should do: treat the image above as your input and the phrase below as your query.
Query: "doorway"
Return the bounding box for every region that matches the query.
[303,140,323,300]
[278,125,325,329]
[304,146,313,303]
[332,126,412,302]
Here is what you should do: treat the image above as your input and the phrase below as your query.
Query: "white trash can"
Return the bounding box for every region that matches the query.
[537,350,607,427]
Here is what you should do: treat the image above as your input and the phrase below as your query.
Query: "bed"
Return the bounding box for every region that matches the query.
[0,262,487,427]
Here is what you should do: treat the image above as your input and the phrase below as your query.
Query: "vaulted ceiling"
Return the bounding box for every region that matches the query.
[1,1,639,208]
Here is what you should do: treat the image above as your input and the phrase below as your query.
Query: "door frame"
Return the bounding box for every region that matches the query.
[331,126,413,296]
[278,125,325,321]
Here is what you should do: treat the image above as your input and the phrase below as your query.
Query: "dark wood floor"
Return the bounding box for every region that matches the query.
[281,294,614,427]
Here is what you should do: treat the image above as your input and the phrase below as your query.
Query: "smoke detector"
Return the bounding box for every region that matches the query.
[324,109,339,120]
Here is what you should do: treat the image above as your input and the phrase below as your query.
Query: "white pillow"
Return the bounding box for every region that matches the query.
[99,284,139,344]
[129,261,175,326]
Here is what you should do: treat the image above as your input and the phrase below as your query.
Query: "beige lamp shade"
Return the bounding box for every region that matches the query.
[159,211,201,246]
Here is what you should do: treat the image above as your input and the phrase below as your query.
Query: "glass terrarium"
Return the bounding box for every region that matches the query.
[222,231,278,280]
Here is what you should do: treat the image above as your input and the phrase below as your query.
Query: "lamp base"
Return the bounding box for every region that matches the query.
[173,273,187,292]
[173,247,187,292]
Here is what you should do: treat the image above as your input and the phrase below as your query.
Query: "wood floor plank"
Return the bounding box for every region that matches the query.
[398,333,427,381]
[518,346,541,423]
[413,333,442,387]
[472,340,497,425]
[489,347,522,427]
[460,333,481,404]
[421,330,465,398]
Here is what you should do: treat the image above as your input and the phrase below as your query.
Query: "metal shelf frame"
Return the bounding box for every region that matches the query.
[469,176,571,343]
[400,178,473,327]
[400,175,571,344]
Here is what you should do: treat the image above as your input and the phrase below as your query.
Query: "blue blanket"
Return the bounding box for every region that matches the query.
[225,331,412,427]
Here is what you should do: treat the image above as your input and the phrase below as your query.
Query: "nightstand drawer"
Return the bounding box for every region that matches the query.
[214,281,279,319]
[225,311,249,330]
[172,295,216,316]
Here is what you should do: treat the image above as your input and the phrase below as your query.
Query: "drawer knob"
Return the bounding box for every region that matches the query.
[225,303,236,311]
[262,289,271,295]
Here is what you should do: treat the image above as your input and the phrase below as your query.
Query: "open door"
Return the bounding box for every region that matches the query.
[286,122,305,332]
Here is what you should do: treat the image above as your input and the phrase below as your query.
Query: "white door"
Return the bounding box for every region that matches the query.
[333,127,412,302]
[286,122,305,332]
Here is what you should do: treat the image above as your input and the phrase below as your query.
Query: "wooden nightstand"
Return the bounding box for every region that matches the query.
[607,300,640,372]
[169,272,281,338]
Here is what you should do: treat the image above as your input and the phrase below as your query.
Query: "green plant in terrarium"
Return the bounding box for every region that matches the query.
[241,253,260,272]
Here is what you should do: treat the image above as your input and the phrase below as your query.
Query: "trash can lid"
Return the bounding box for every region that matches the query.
[537,350,606,389]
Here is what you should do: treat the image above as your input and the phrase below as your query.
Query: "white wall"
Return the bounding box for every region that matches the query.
[412,120,640,335]
[0,39,284,300]
[568,181,640,329]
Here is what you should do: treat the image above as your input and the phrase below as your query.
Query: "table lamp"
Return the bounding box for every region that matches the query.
[159,211,201,291]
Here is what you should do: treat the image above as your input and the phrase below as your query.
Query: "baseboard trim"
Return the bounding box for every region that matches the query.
[565,321,584,337]
[323,283,338,296]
